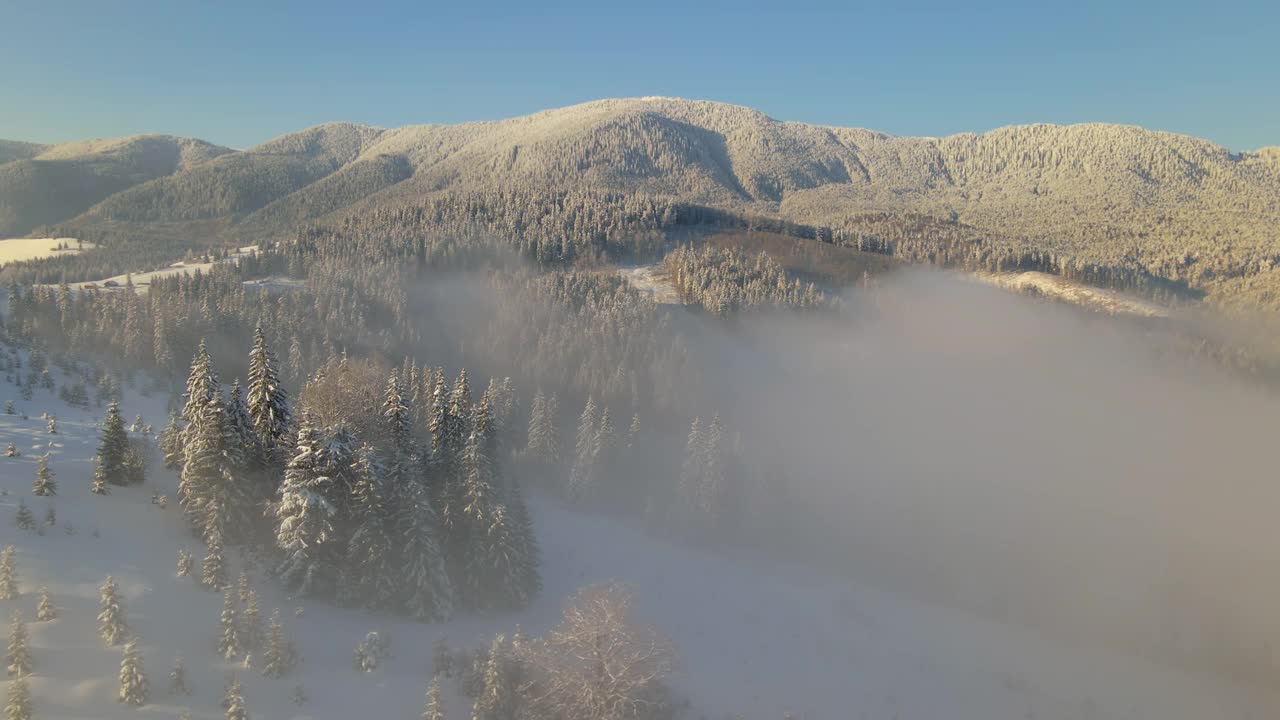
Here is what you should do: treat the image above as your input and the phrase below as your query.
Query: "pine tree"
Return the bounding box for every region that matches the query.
[6,613,31,677]
[0,547,16,600]
[218,590,241,660]
[176,549,193,577]
[339,446,398,611]
[202,529,228,591]
[473,635,513,720]
[98,576,130,646]
[678,417,703,517]
[90,456,109,495]
[118,639,149,705]
[223,674,248,720]
[393,472,454,623]
[504,476,541,606]
[181,340,218,428]
[699,414,727,525]
[428,368,450,459]
[153,309,174,369]
[382,371,412,453]
[180,388,251,542]
[273,416,337,597]
[35,588,54,622]
[5,674,31,720]
[247,324,291,469]
[13,502,32,532]
[169,656,191,695]
[240,591,263,652]
[567,395,598,503]
[524,389,559,464]
[423,676,445,720]
[160,412,184,471]
[432,636,453,678]
[226,379,258,471]
[97,401,130,485]
[460,413,527,610]
[41,504,53,528]
[31,455,55,496]
[260,610,294,678]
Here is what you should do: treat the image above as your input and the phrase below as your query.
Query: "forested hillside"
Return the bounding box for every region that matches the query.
[6,97,1278,308]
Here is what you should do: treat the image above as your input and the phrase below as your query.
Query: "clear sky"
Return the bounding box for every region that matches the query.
[2,0,1277,150]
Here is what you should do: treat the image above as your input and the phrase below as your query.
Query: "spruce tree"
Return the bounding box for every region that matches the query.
[273,416,337,597]
[97,401,130,485]
[180,389,251,542]
[223,674,248,720]
[699,414,726,524]
[427,368,450,458]
[261,610,294,678]
[13,502,32,532]
[678,417,703,518]
[31,454,55,496]
[202,529,228,591]
[240,591,263,652]
[98,576,130,646]
[524,389,559,464]
[247,324,291,469]
[504,476,541,606]
[567,395,598,503]
[218,590,241,660]
[423,676,445,720]
[0,547,16,600]
[226,379,258,471]
[392,469,454,623]
[118,639,149,705]
[339,446,398,611]
[176,549,193,577]
[90,456,109,495]
[473,635,513,720]
[6,613,30,677]
[181,340,218,429]
[160,412,184,471]
[35,587,54,622]
[460,415,526,610]
[4,674,31,720]
[382,371,412,453]
[237,571,250,604]
[169,656,191,695]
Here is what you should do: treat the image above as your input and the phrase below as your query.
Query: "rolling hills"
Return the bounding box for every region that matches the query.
[4,98,1279,305]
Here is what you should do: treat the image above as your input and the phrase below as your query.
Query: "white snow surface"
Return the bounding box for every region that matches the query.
[0,347,1276,719]
[62,247,259,294]
[0,239,94,266]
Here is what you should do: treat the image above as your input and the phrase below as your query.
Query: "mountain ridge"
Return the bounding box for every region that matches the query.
[4,97,1279,305]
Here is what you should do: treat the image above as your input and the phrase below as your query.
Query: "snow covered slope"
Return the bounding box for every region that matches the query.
[0,343,1275,719]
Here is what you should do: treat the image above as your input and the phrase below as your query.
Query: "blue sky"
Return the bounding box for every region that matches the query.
[2,0,1276,150]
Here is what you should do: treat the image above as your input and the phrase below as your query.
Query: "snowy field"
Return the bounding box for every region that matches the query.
[0,344,1276,719]
[0,239,94,266]
[617,265,683,305]
[970,270,1169,317]
[64,247,259,294]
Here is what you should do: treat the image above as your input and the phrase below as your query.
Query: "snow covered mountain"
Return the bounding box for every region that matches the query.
[5,98,1279,306]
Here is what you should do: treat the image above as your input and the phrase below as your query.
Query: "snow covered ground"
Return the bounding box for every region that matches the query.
[0,239,95,266]
[971,270,1169,318]
[617,265,683,306]
[0,344,1276,719]
[63,247,259,294]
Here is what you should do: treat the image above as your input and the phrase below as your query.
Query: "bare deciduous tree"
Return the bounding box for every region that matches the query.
[519,582,674,720]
